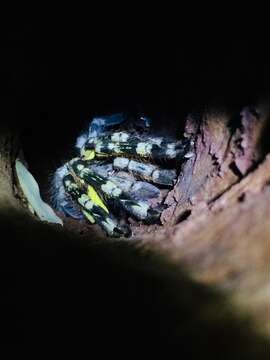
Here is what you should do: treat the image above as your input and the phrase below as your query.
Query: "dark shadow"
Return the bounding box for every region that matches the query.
[0,208,270,357]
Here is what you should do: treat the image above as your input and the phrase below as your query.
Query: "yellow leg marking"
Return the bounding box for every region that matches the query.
[87,185,109,213]
[83,149,96,160]
[82,210,96,223]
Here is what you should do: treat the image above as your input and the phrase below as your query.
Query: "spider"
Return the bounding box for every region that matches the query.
[51,113,194,237]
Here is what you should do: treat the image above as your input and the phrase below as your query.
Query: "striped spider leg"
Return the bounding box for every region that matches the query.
[82,130,193,162]
[75,113,151,151]
[80,130,194,185]
[69,158,161,225]
[52,114,194,237]
[62,163,131,237]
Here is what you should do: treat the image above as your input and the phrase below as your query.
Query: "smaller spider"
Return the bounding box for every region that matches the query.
[52,113,194,237]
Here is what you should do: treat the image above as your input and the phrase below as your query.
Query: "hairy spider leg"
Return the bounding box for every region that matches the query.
[70,159,161,223]
[75,113,128,152]
[51,164,84,219]
[63,173,130,237]
[83,133,192,163]
[88,162,162,201]
[113,157,177,186]
[87,113,152,140]
[86,131,167,146]
[88,113,127,139]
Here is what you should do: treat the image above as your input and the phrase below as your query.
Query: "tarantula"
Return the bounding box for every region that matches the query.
[52,113,194,237]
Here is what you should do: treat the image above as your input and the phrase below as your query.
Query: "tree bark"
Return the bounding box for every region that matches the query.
[134,106,270,336]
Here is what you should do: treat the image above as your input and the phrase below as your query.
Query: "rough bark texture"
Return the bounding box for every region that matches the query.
[133,106,270,336]
[160,107,265,224]
[0,128,21,209]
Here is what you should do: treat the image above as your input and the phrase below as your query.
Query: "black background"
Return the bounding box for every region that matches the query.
[3,20,270,174]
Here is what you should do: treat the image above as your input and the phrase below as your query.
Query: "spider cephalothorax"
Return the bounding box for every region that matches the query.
[52,113,194,237]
